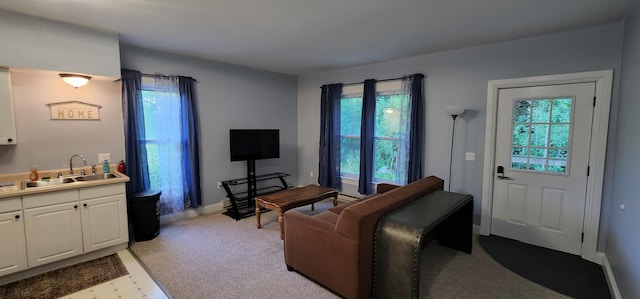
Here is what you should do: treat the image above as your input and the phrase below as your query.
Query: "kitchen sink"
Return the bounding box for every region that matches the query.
[22,177,75,188]
[74,173,120,181]
[21,173,120,189]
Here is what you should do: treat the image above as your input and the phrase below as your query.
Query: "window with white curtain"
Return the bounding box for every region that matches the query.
[140,77,186,215]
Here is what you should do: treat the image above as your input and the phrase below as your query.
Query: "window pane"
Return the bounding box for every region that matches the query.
[552,98,572,123]
[340,97,362,136]
[375,94,403,138]
[374,139,399,181]
[530,124,549,147]
[511,162,528,169]
[532,99,550,123]
[550,124,570,148]
[340,137,360,175]
[530,148,547,158]
[512,124,530,146]
[548,149,568,159]
[514,100,531,123]
[512,147,528,157]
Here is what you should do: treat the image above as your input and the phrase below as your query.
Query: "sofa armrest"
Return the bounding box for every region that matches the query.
[284,211,361,297]
[376,183,400,194]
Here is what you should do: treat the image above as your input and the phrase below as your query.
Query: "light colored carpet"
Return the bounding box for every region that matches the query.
[131,199,568,299]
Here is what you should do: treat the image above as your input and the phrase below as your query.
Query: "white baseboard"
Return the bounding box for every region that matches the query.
[159,202,224,225]
[602,254,622,299]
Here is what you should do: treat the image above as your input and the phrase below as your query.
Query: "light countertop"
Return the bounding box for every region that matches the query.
[0,165,129,199]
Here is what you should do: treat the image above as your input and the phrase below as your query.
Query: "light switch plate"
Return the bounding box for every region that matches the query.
[98,153,111,163]
[465,152,476,161]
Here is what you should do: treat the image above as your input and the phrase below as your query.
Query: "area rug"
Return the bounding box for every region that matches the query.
[479,235,611,299]
[0,254,128,299]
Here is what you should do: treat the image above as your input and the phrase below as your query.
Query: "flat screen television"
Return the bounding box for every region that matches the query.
[229,129,280,161]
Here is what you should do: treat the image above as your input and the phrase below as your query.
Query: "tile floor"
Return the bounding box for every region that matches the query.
[59,250,170,299]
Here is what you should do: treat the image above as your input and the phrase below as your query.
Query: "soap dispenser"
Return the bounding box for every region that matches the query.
[103,160,110,173]
[30,165,39,182]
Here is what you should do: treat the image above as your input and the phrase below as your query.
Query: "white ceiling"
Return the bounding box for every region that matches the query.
[0,0,635,75]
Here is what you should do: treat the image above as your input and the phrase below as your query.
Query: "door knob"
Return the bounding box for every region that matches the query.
[497,166,511,180]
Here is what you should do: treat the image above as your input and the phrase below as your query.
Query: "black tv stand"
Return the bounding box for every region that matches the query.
[221,165,290,220]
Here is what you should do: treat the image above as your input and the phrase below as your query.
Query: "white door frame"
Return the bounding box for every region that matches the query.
[480,70,613,264]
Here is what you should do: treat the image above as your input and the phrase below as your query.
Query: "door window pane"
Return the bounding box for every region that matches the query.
[512,124,530,146]
[510,97,573,175]
[530,124,549,147]
[514,100,531,123]
[550,124,570,148]
[532,99,550,123]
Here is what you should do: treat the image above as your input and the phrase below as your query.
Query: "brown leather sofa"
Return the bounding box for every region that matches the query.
[283,176,445,299]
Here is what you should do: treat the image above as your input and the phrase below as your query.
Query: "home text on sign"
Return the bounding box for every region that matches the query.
[48,101,101,120]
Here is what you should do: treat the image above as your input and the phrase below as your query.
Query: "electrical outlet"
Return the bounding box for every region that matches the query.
[98,153,111,163]
[309,171,314,177]
[217,181,222,189]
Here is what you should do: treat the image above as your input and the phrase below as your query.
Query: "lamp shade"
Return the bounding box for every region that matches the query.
[59,74,91,88]
[446,105,466,117]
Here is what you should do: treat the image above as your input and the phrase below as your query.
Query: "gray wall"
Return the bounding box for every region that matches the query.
[120,45,298,207]
[297,23,623,248]
[606,2,640,298]
[0,9,120,78]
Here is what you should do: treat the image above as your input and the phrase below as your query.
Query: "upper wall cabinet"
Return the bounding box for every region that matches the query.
[0,69,17,145]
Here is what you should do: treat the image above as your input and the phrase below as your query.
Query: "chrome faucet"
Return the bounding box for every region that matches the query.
[69,154,87,176]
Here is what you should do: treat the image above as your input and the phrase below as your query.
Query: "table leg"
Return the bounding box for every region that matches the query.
[311,203,315,211]
[256,201,262,229]
[278,208,285,240]
[332,195,338,206]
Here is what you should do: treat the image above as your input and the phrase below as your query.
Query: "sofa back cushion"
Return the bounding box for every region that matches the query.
[335,176,444,240]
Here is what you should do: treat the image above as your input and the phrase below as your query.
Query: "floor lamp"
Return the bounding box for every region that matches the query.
[446,105,465,191]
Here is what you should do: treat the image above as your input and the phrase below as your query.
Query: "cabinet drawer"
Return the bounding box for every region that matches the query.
[0,197,21,213]
[80,184,125,200]
[23,190,79,209]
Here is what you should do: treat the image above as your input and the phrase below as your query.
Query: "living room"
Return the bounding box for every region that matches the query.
[0,1,638,298]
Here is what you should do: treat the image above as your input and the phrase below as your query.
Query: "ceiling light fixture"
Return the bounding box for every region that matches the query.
[59,73,91,88]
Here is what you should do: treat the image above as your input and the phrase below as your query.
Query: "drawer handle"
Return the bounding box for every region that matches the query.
[83,203,88,207]
[74,205,78,209]
[15,214,20,219]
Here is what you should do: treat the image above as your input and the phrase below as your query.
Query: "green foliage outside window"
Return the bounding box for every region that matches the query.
[339,93,408,183]
[510,98,572,174]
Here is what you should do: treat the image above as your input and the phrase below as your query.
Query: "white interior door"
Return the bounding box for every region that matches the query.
[491,82,595,255]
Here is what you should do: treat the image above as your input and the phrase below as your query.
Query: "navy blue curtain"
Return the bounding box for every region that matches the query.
[318,83,343,189]
[358,79,376,194]
[178,76,202,208]
[121,69,150,195]
[407,74,424,183]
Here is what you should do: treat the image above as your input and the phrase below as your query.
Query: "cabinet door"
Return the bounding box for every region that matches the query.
[0,69,17,145]
[0,211,27,276]
[81,194,128,252]
[24,202,82,267]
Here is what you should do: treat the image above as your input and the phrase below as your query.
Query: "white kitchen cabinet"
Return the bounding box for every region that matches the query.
[80,184,128,253]
[0,197,27,276]
[0,68,17,145]
[23,190,83,268]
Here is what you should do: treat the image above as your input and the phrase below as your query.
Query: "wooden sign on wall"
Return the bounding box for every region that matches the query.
[47,101,102,120]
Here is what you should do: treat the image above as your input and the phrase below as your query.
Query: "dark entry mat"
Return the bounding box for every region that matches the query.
[479,235,611,299]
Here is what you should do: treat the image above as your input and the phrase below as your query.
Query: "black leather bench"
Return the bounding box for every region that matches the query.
[373,190,473,299]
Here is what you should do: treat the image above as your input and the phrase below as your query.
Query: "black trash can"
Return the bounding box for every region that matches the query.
[130,190,161,241]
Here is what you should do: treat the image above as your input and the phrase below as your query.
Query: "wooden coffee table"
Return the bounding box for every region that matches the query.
[255,185,338,239]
